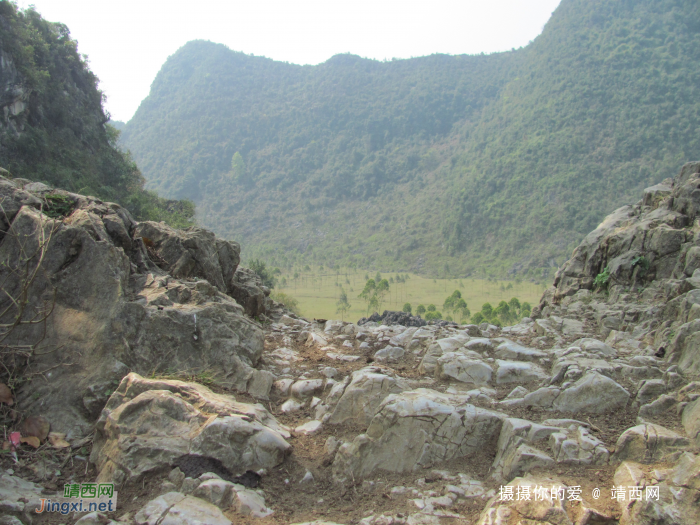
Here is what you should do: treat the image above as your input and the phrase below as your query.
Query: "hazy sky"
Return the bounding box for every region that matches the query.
[18,0,562,122]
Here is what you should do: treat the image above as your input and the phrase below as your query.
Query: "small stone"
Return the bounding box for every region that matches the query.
[168,467,185,488]
[321,367,338,378]
[180,477,201,494]
[325,436,341,455]
[280,398,304,413]
[300,471,314,484]
[235,489,273,517]
[295,420,323,435]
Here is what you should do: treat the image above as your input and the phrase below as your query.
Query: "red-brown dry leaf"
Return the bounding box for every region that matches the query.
[48,432,70,449]
[20,436,41,448]
[0,383,13,406]
[21,416,50,440]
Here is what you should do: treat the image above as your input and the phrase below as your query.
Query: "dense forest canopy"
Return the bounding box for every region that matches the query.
[0,1,194,227]
[121,0,700,278]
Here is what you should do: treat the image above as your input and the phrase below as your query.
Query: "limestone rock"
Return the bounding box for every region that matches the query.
[0,196,265,438]
[436,353,493,385]
[548,423,609,465]
[668,319,700,375]
[74,512,119,525]
[551,352,615,381]
[520,386,560,408]
[329,367,409,426]
[464,338,494,353]
[682,398,700,446]
[374,346,406,363]
[574,338,617,357]
[332,389,504,481]
[90,373,291,485]
[295,420,323,435]
[635,379,666,405]
[133,221,240,295]
[389,327,419,348]
[540,163,700,306]
[134,492,231,525]
[0,471,44,518]
[613,452,700,525]
[290,379,325,400]
[505,386,529,400]
[234,489,274,517]
[418,334,470,374]
[613,423,689,463]
[639,394,676,418]
[192,479,237,509]
[494,341,546,361]
[229,267,266,317]
[495,360,548,384]
[477,476,574,525]
[491,418,559,481]
[553,372,630,414]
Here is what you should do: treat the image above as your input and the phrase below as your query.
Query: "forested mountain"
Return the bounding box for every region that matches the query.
[121,0,700,278]
[0,1,193,226]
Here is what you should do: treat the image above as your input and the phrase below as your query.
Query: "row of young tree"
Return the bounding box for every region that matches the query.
[353,282,532,326]
[471,298,532,327]
[400,289,470,322]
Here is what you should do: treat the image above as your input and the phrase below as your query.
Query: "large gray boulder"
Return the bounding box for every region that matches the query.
[229,266,267,317]
[0,177,266,439]
[91,373,291,485]
[667,318,700,374]
[134,492,232,525]
[332,389,504,481]
[490,418,559,481]
[477,475,601,525]
[612,423,689,463]
[613,453,700,525]
[538,162,700,308]
[682,397,700,446]
[435,353,493,385]
[328,367,410,426]
[553,371,630,414]
[134,221,240,295]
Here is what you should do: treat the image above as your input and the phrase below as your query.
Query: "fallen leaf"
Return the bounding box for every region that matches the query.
[48,433,70,449]
[21,416,50,441]
[20,436,41,448]
[2,441,9,450]
[0,383,13,406]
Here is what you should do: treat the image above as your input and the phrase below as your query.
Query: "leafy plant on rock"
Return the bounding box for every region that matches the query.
[593,265,611,290]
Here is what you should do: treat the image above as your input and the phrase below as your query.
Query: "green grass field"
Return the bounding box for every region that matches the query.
[274,268,545,323]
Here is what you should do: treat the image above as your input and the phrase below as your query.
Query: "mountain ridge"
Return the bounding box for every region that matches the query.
[121,0,700,278]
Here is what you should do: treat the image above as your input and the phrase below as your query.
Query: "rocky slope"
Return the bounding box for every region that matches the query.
[2,164,700,525]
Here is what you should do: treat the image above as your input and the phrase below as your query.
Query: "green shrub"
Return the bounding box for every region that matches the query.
[424,311,442,321]
[43,193,75,218]
[271,290,300,315]
[249,259,277,288]
[631,256,650,275]
[593,266,611,290]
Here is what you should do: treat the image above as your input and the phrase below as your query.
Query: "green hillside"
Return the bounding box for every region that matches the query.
[0,1,193,227]
[121,0,700,277]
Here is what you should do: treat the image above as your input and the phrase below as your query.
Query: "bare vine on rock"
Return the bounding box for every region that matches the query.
[0,201,58,390]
